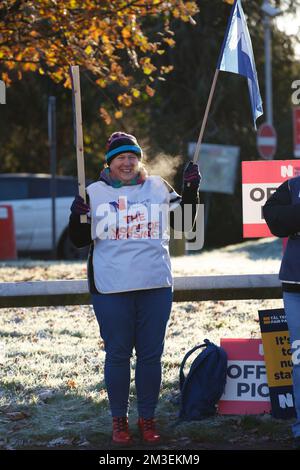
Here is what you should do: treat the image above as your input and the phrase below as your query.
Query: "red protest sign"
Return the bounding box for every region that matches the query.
[218,338,271,415]
[242,160,300,238]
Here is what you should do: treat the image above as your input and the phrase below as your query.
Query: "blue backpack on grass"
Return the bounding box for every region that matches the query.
[179,339,228,421]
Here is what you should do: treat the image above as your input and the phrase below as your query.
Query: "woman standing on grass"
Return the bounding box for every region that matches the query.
[68,131,200,446]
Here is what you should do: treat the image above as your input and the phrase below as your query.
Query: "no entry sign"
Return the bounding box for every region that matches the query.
[257,123,277,160]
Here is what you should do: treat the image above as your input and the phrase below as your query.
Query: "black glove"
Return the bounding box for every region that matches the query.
[70,195,90,215]
[183,162,201,190]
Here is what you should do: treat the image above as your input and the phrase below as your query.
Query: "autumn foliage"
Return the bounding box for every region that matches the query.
[0,0,198,122]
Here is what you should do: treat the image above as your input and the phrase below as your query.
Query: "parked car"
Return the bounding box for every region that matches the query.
[0,173,90,259]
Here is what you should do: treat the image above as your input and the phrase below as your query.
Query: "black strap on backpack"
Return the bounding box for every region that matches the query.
[179,339,210,391]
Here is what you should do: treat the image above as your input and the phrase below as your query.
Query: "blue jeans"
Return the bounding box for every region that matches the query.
[283,291,300,437]
[92,287,172,418]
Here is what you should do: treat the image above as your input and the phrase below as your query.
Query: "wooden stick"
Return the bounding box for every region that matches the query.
[192,69,220,164]
[70,66,87,224]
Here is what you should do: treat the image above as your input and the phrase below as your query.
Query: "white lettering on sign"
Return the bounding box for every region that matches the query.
[291,80,300,105]
[278,393,294,409]
[281,165,293,178]
[259,343,264,356]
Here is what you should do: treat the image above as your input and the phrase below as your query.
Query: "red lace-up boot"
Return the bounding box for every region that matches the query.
[138,417,161,444]
[112,417,133,446]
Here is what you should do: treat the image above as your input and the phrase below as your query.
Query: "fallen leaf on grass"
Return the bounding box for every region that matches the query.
[67,379,77,389]
[6,411,30,421]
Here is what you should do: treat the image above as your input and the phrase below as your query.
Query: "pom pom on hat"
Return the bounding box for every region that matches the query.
[105,131,143,164]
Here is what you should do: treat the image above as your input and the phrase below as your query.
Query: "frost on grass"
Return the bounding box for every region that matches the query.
[0,237,290,449]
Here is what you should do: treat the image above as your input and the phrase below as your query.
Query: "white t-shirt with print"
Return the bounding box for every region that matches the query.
[86,175,181,294]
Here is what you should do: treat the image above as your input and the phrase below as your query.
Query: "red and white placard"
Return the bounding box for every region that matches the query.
[242,160,300,238]
[218,338,271,415]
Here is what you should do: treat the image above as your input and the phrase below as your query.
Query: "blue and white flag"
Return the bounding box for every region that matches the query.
[217,0,263,128]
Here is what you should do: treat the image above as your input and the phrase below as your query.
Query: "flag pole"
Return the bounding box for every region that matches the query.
[192,0,237,164]
[192,69,220,164]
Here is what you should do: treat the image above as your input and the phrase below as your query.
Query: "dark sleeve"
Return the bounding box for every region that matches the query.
[68,193,92,248]
[170,185,199,232]
[263,180,300,237]
[68,214,92,248]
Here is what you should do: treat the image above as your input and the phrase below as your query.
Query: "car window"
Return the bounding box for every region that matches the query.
[30,178,78,198]
[0,178,29,200]
[29,178,51,198]
[0,176,80,200]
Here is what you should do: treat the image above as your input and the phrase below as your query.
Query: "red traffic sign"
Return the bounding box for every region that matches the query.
[257,123,277,160]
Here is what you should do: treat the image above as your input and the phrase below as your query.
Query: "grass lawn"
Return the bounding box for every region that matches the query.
[0,238,295,450]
